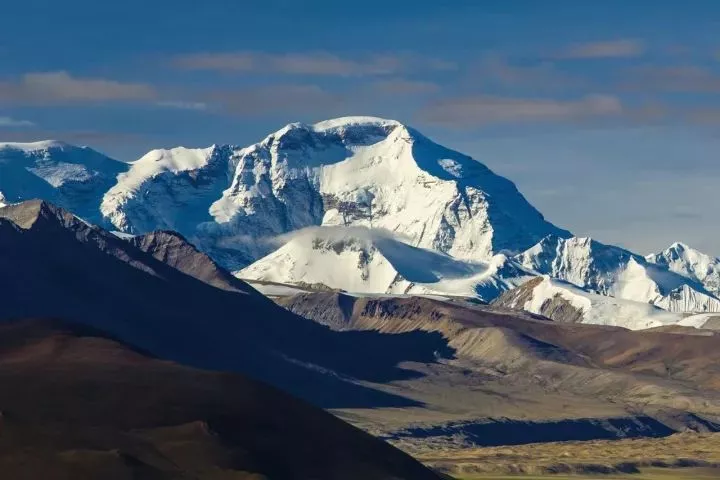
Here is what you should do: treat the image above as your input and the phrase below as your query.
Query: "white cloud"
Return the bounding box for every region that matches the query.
[368,79,440,95]
[557,39,646,59]
[173,51,455,76]
[156,100,208,111]
[419,94,623,126]
[0,116,34,127]
[207,84,343,116]
[0,71,155,105]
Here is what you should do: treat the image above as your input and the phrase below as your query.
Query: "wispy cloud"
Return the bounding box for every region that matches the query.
[462,54,586,94]
[0,116,34,127]
[155,100,208,111]
[172,51,456,76]
[556,39,646,59]
[367,79,440,95]
[418,94,623,127]
[621,65,720,92]
[206,84,344,116]
[0,71,156,105]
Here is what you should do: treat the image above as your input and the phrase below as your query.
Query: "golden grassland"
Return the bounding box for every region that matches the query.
[416,433,720,478]
[458,470,720,479]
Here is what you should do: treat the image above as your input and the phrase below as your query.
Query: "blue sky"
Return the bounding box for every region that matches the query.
[2,0,720,254]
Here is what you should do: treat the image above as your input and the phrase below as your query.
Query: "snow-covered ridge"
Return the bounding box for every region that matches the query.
[0,140,127,224]
[238,225,532,299]
[101,145,228,233]
[312,116,402,132]
[513,234,720,314]
[0,140,71,151]
[647,242,720,297]
[493,275,686,330]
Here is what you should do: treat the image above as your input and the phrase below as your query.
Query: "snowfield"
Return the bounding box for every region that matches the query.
[238,225,532,300]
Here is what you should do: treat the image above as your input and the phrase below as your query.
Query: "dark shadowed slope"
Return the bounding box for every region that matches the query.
[280,292,720,390]
[275,291,720,448]
[0,200,453,408]
[129,229,260,294]
[0,318,442,480]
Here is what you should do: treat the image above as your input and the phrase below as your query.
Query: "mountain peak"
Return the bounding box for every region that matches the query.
[312,116,402,131]
[654,241,717,262]
[130,145,219,168]
[260,116,407,152]
[129,229,260,295]
[0,199,78,230]
[667,241,692,252]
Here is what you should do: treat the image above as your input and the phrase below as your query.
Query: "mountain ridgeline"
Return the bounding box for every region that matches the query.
[1,116,720,329]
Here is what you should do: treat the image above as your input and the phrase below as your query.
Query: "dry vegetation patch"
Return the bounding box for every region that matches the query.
[416,433,720,477]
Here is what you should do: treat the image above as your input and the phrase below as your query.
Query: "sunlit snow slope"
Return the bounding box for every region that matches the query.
[0,141,127,224]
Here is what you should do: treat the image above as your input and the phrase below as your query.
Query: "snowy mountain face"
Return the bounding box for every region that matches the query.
[2,117,720,330]
[101,145,234,235]
[238,225,532,300]
[211,118,567,269]
[0,141,127,224]
[514,235,720,314]
[492,275,686,330]
[647,242,720,297]
[98,117,567,270]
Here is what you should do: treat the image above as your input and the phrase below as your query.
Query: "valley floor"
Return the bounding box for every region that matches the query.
[419,433,720,478]
[458,470,720,480]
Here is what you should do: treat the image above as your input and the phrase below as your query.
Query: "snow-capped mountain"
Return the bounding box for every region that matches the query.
[100,117,567,270]
[101,145,235,235]
[238,225,532,300]
[492,275,687,330]
[647,242,720,297]
[1,116,719,329]
[0,140,127,224]
[513,235,720,314]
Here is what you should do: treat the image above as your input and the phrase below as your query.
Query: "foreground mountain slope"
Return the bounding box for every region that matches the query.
[0,318,442,480]
[0,140,127,224]
[0,200,452,408]
[129,229,259,294]
[274,290,720,449]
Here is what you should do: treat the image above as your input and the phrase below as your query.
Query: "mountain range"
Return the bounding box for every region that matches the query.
[2,116,720,330]
[1,199,719,467]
